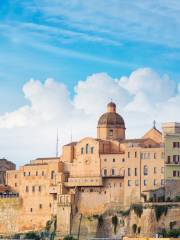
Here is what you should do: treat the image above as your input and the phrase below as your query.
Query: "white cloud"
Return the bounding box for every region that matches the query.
[0,68,180,165]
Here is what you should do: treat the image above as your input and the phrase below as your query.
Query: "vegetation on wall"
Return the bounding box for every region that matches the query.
[170,221,176,230]
[132,224,137,234]
[112,215,118,234]
[98,215,104,227]
[154,205,168,222]
[131,204,143,218]
[119,208,131,216]
[137,226,141,234]
[159,228,180,238]
[45,220,53,231]
[24,231,40,240]
[64,235,77,240]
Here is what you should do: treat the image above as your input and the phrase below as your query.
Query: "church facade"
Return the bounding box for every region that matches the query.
[4,102,180,235]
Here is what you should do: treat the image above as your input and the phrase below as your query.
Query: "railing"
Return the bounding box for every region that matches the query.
[0,193,19,198]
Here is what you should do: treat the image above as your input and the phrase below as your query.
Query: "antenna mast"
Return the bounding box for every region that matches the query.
[56,128,59,157]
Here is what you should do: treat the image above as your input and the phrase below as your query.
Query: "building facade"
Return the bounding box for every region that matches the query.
[4,102,180,235]
[0,158,15,184]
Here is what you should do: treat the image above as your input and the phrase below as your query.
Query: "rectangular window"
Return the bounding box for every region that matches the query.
[154,153,156,159]
[135,152,137,158]
[42,171,44,176]
[39,186,41,192]
[173,155,179,164]
[153,179,157,186]
[36,171,38,176]
[144,179,147,186]
[135,168,137,176]
[135,180,139,186]
[51,171,55,179]
[81,147,84,154]
[15,174,17,179]
[25,186,29,192]
[128,152,130,158]
[128,168,131,176]
[173,171,176,177]
[30,208,33,212]
[24,172,26,176]
[167,156,171,163]
[161,179,165,186]
[128,180,132,186]
[32,186,35,192]
[113,158,115,162]
[154,167,157,174]
[91,147,94,154]
[39,204,42,209]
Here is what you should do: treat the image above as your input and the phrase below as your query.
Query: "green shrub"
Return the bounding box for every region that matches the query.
[131,204,143,218]
[154,205,168,222]
[158,228,180,237]
[120,208,131,216]
[112,215,118,234]
[166,197,171,202]
[45,220,52,231]
[24,232,40,240]
[174,196,180,202]
[98,215,103,227]
[64,235,77,240]
[170,221,176,230]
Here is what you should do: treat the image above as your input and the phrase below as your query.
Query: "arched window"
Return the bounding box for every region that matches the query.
[103,169,107,176]
[144,165,148,176]
[112,168,115,176]
[109,129,113,136]
[86,144,89,154]
[81,147,84,154]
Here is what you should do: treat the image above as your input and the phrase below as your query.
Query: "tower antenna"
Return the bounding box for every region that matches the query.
[56,128,59,157]
[70,127,72,142]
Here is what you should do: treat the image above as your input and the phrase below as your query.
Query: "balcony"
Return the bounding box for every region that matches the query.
[102,174,124,179]
[64,177,103,187]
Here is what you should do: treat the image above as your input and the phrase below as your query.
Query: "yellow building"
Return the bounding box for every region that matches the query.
[162,122,180,199]
[4,102,180,235]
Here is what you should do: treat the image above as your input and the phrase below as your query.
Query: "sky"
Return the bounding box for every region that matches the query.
[0,0,180,165]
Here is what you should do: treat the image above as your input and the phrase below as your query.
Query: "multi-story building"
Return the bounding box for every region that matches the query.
[162,122,180,199]
[4,102,180,235]
[0,158,16,184]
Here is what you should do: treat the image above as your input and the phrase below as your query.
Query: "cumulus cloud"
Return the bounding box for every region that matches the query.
[0,68,180,165]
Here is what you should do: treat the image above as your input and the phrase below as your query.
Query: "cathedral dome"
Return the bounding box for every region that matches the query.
[98,102,125,128]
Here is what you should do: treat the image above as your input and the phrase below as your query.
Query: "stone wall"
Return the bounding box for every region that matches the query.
[66,204,180,240]
[0,197,21,235]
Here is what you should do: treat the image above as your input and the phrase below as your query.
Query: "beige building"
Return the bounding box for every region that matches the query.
[4,102,180,235]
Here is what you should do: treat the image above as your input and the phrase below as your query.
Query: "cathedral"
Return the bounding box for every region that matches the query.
[3,102,180,236]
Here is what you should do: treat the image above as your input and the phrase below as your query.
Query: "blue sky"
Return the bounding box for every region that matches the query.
[1,0,180,114]
[1,0,180,164]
